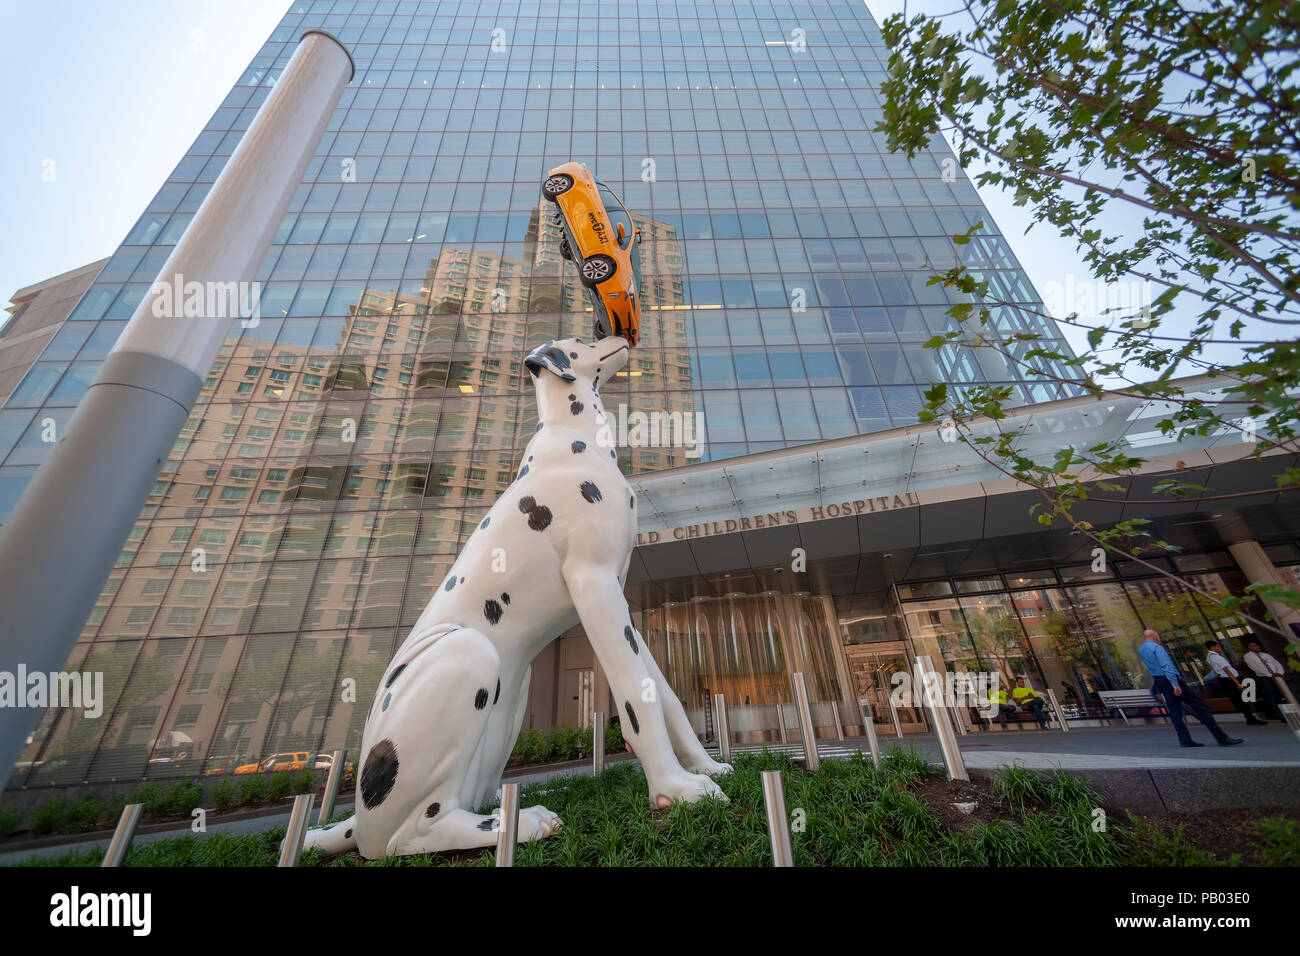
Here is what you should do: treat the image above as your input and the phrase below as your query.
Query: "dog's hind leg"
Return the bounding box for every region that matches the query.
[467,664,532,810]
[356,627,562,857]
[354,625,499,858]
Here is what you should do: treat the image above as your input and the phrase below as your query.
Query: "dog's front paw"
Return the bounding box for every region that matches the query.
[684,757,733,777]
[519,805,564,841]
[650,771,729,808]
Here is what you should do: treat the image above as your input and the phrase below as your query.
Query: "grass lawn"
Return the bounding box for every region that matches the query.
[10,747,1298,867]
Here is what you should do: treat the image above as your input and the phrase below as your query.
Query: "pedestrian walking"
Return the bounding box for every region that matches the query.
[1138,630,1243,748]
[1204,640,1268,725]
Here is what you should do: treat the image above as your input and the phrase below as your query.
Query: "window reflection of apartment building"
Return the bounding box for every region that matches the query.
[23,208,705,783]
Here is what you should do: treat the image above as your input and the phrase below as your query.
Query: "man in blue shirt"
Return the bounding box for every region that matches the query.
[1139,630,1243,747]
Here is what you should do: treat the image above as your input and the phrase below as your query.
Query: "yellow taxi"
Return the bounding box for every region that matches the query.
[542,161,643,346]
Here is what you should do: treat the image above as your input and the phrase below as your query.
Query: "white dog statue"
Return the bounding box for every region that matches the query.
[302,336,731,858]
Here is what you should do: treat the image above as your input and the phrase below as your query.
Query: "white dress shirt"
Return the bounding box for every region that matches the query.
[1243,650,1284,677]
[1206,650,1238,680]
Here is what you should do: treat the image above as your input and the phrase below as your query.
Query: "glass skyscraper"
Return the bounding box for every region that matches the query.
[2,0,1095,788]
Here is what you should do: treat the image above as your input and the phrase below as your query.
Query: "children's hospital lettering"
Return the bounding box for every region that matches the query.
[636,493,921,546]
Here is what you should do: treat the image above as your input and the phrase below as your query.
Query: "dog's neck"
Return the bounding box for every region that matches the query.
[532,374,608,443]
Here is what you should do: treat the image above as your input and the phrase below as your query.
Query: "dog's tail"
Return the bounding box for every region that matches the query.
[299,814,359,857]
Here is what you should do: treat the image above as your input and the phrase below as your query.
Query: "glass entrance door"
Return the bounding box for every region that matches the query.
[843,641,927,734]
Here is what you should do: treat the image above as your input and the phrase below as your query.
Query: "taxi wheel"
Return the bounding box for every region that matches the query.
[542,174,574,199]
[559,236,572,260]
[579,254,616,286]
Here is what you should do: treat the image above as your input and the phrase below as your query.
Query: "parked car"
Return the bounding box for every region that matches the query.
[233,751,313,775]
[542,161,643,346]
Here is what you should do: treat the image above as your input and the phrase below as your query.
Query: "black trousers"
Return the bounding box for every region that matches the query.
[1246,671,1287,720]
[1212,676,1265,723]
[1015,697,1048,726]
[1152,677,1231,744]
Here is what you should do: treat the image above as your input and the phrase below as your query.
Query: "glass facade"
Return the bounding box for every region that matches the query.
[3,0,1088,788]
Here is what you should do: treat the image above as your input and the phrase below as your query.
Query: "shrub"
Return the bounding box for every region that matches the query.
[604,720,625,754]
[210,779,237,813]
[265,771,292,802]
[1251,818,1300,866]
[165,781,204,817]
[0,805,23,838]
[291,769,316,795]
[64,792,107,832]
[27,797,68,836]
[237,774,268,806]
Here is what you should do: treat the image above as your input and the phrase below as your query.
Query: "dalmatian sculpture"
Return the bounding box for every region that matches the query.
[301,336,731,858]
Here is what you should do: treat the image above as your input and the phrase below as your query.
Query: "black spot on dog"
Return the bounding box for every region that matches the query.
[629,493,635,509]
[501,592,510,605]
[382,691,391,711]
[361,739,399,809]
[518,464,529,478]
[385,663,407,687]
[580,481,602,503]
[624,702,640,735]
[475,687,490,709]
[459,577,465,584]
[570,400,584,415]
[528,455,533,461]
[568,393,576,400]
[570,351,578,358]
[536,422,543,432]
[425,802,441,819]
[624,625,639,654]
[571,440,586,453]
[444,576,457,592]
[519,495,553,531]
[480,516,490,529]
[477,818,498,831]
[484,599,503,625]
[493,678,501,704]
[345,828,352,839]
[610,450,616,460]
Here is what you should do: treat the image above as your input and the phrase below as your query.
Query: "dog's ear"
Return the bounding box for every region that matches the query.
[524,342,577,382]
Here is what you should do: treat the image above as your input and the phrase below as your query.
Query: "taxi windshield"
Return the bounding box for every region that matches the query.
[597,182,634,251]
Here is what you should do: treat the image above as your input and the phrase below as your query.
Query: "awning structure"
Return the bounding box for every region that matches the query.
[625,374,1300,607]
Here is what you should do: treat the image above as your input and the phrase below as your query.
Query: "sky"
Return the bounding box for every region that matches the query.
[0,0,1262,370]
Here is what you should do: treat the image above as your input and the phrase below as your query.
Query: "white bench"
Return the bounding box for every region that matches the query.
[1096,689,1170,725]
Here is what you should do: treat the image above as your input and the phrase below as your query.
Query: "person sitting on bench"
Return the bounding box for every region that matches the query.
[1010,676,1049,728]
[988,685,1017,729]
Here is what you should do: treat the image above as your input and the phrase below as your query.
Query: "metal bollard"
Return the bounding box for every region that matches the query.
[1280,703,1300,743]
[915,656,968,781]
[318,748,347,825]
[495,782,520,866]
[790,672,820,772]
[713,693,731,765]
[101,803,143,867]
[1044,688,1071,732]
[887,692,905,737]
[760,770,795,867]
[1275,676,1299,710]
[277,793,316,867]
[858,698,881,768]
[593,711,605,775]
[776,700,788,743]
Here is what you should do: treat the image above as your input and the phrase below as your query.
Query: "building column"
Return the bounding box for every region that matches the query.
[1227,539,1300,646]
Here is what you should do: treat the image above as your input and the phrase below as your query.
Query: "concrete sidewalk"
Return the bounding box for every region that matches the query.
[3,724,1295,863]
